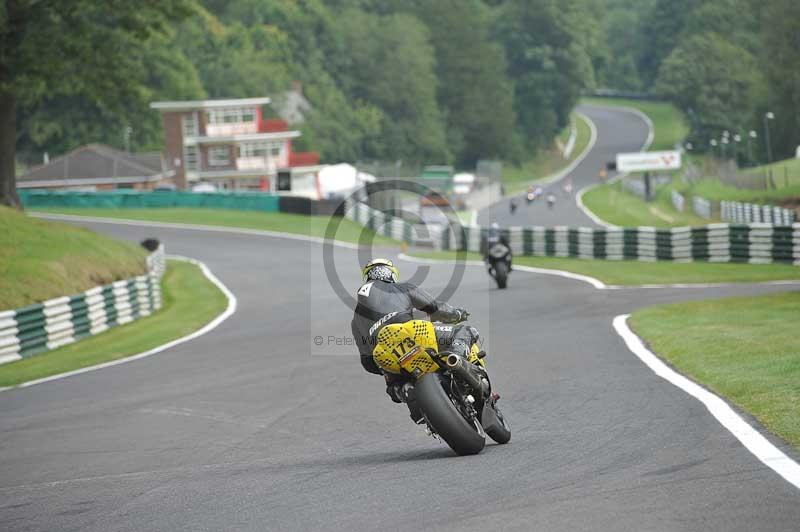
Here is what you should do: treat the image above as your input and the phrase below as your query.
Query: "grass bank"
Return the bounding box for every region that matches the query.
[31,207,399,246]
[0,206,147,309]
[0,259,228,387]
[581,97,689,151]
[630,291,800,449]
[582,179,710,227]
[503,113,593,194]
[408,250,800,286]
[676,157,800,205]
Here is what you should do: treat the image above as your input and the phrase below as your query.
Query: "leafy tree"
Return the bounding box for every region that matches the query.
[300,69,384,162]
[595,0,654,90]
[636,0,704,88]
[758,0,800,159]
[495,0,594,150]
[0,0,195,207]
[332,8,449,163]
[399,0,519,166]
[176,13,292,99]
[681,0,759,54]
[655,33,764,138]
[16,36,206,159]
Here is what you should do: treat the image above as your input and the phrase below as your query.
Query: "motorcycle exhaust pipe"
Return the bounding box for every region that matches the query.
[445,353,489,395]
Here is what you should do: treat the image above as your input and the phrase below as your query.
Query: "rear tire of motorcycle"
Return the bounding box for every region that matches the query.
[494,262,507,289]
[415,373,485,456]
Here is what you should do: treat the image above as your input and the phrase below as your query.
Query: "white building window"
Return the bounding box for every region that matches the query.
[184,145,198,171]
[269,141,283,157]
[237,142,269,158]
[207,107,256,125]
[208,146,230,166]
[182,113,198,138]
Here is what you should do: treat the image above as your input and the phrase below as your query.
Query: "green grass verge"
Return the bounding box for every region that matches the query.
[630,291,800,449]
[504,113,593,194]
[456,210,474,225]
[0,259,227,387]
[674,157,800,204]
[31,207,400,246]
[683,179,800,203]
[745,157,800,186]
[0,206,147,309]
[582,179,711,227]
[581,97,689,152]
[408,250,800,286]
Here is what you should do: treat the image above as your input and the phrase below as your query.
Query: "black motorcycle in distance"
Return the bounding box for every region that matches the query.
[485,242,511,289]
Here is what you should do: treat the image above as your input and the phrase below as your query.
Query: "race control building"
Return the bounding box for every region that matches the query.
[150,97,319,191]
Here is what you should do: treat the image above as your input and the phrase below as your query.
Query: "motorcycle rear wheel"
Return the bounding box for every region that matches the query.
[494,261,508,289]
[415,372,485,456]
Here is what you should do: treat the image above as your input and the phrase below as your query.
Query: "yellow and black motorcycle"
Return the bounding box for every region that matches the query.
[373,319,511,455]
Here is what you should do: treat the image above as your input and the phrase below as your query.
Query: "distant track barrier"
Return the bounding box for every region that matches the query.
[0,247,166,365]
[20,190,281,212]
[346,198,800,265]
[19,190,346,217]
[721,200,796,226]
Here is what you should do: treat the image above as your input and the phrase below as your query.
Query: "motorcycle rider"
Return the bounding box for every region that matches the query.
[480,221,512,271]
[546,192,556,210]
[351,258,482,418]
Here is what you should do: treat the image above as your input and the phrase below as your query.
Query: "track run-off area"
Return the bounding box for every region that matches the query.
[2,106,799,531]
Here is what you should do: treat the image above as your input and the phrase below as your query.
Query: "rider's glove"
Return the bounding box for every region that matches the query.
[386,384,404,403]
[384,373,405,403]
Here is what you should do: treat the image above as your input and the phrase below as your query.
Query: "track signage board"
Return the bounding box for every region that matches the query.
[616,150,682,172]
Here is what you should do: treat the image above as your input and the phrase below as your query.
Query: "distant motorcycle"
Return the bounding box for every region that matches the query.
[485,242,512,289]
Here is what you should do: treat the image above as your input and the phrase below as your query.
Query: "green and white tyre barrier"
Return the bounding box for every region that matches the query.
[0,246,165,365]
[345,198,800,264]
[721,200,796,226]
[442,224,800,264]
[344,200,415,243]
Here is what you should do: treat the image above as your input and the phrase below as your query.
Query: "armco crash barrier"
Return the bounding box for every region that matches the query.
[344,199,800,264]
[0,247,166,366]
[18,190,348,216]
[19,190,281,212]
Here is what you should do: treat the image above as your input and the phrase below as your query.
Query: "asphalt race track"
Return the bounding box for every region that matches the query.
[2,107,799,531]
[479,104,651,228]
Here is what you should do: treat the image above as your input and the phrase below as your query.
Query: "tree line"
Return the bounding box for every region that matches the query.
[597,0,799,162]
[2,0,797,207]
[6,1,601,182]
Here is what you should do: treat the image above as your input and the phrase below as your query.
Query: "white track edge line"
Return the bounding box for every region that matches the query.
[29,212,361,250]
[399,253,800,291]
[0,256,237,393]
[613,314,800,491]
[397,253,607,289]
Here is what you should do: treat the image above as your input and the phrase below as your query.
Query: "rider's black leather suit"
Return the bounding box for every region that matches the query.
[351,280,478,374]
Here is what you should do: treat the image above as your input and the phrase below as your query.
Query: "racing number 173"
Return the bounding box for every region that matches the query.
[392,337,416,358]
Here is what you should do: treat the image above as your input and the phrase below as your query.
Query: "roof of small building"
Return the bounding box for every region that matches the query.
[150,97,271,111]
[18,144,167,187]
